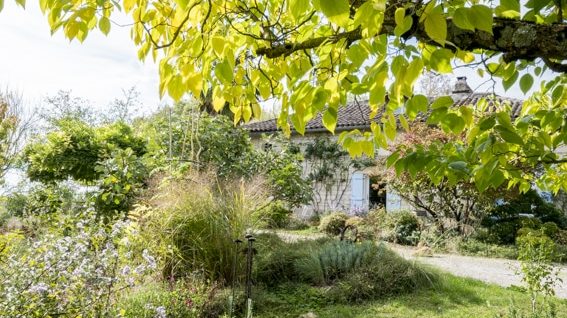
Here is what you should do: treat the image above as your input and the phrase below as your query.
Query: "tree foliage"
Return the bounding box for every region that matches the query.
[140,106,311,207]
[376,123,497,232]
[23,119,147,184]
[3,0,566,192]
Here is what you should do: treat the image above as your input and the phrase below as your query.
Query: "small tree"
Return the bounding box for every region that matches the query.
[378,123,496,233]
[516,231,562,315]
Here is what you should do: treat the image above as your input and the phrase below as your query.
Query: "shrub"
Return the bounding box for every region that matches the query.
[318,212,349,236]
[140,172,268,283]
[481,190,567,245]
[253,233,331,286]
[285,217,310,231]
[516,231,560,314]
[327,243,437,302]
[295,241,375,285]
[383,211,421,246]
[0,213,155,317]
[254,200,293,229]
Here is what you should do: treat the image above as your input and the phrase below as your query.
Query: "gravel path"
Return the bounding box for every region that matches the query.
[391,244,567,299]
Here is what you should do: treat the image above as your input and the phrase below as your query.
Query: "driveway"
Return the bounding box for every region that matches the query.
[391,244,567,299]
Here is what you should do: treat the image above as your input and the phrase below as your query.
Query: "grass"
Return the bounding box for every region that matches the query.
[252,274,567,318]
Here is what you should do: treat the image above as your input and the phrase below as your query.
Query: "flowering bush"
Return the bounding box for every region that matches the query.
[0,213,156,317]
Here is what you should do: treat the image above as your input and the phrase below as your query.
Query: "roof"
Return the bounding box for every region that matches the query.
[244,99,377,134]
[243,78,524,134]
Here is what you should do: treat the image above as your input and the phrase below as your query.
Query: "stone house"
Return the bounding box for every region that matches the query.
[243,77,524,218]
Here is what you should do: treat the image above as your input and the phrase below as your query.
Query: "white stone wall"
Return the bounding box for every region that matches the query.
[251,132,384,218]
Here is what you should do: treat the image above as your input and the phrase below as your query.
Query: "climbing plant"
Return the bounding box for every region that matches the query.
[304,137,374,214]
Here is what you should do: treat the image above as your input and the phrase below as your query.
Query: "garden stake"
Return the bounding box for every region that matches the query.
[229,238,243,318]
[245,234,255,318]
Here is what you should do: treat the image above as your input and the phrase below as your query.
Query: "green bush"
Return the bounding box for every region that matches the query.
[253,233,330,286]
[254,201,293,229]
[327,243,437,303]
[295,241,375,285]
[481,190,567,245]
[285,217,310,231]
[345,216,376,242]
[318,212,349,236]
[386,211,421,246]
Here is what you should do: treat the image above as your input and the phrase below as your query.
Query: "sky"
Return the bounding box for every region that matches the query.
[0,1,163,113]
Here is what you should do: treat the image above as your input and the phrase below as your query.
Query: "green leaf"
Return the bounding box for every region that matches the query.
[495,125,524,145]
[502,70,518,91]
[212,36,225,57]
[519,73,534,94]
[0,0,4,11]
[406,94,428,119]
[394,8,413,37]
[347,44,368,68]
[448,161,468,173]
[316,0,350,27]
[15,0,24,8]
[459,106,473,127]
[404,58,423,87]
[479,116,496,131]
[552,85,564,106]
[123,0,136,13]
[469,5,493,34]
[99,17,111,35]
[214,60,234,84]
[429,48,453,73]
[322,108,338,133]
[289,0,309,19]
[443,113,466,134]
[453,8,474,31]
[496,0,520,18]
[424,6,447,45]
[399,115,409,131]
[168,75,184,101]
[386,151,400,167]
[431,96,453,109]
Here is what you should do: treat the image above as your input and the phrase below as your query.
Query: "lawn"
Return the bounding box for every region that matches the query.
[253,274,567,318]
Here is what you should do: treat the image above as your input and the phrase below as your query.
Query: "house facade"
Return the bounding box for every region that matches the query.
[243,77,525,218]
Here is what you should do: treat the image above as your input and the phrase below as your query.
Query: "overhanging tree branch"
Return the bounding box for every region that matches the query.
[256,9,567,71]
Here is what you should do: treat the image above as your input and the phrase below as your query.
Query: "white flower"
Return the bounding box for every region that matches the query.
[142,249,157,270]
[121,265,131,276]
[28,282,49,294]
[154,306,167,318]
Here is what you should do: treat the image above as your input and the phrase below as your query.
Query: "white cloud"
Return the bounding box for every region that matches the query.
[0,1,163,112]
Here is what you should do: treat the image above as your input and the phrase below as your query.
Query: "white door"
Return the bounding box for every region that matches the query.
[350,172,369,213]
[386,187,403,212]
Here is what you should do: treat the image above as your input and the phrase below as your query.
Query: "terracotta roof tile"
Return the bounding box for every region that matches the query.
[243,93,523,134]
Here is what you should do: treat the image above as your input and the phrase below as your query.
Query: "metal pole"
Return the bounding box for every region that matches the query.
[229,239,242,318]
[245,234,255,318]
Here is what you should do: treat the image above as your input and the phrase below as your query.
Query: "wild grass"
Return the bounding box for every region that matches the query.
[140,171,270,283]
[252,275,567,318]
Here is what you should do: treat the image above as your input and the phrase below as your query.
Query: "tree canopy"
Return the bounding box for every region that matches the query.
[3,0,566,192]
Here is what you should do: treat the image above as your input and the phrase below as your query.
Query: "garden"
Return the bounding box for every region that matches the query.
[1,0,567,316]
[0,94,566,318]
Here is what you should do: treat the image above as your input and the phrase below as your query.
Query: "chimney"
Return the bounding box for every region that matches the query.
[452,76,473,94]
